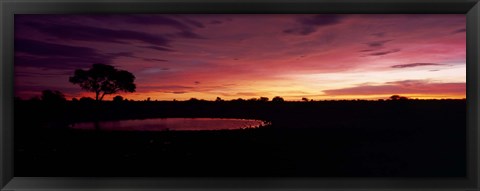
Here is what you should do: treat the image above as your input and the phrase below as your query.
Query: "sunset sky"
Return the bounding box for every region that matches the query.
[14,14,466,101]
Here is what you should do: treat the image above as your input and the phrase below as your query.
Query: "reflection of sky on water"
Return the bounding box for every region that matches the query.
[72,118,269,131]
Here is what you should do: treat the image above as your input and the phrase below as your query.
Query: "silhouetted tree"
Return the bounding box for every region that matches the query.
[69,63,136,101]
[302,97,309,102]
[389,95,408,101]
[113,95,124,102]
[80,97,95,102]
[232,98,245,102]
[390,95,400,100]
[215,97,223,102]
[259,97,269,102]
[188,98,199,102]
[71,98,79,102]
[272,96,284,102]
[41,90,66,103]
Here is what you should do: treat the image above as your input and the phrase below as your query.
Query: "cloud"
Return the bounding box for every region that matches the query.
[108,52,135,57]
[15,38,113,70]
[180,17,205,28]
[141,68,171,74]
[359,49,375,52]
[15,56,109,71]
[139,84,234,95]
[108,51,169,62]
[16,38,101,58]
[14,84,86,98]
[359,39,396,55]
[217,92,259,97]
[300,14,343,26]
[142,58,168,62]
[452,28,466,34]
[210,20,223,24]
[141,46,175,52]
[90,15,206,39]
[391,63,443,68]
[368,49,401,56]
[174,30,206,39]
[365,40,392,48]
[284,14,344,36]
[323,80,465,96]
[86,14,202,30]
[141,85,194,91]
[25,22,171,47]
[371,32,386,37]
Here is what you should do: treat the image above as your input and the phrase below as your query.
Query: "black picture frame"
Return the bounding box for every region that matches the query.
[1,0,479,190]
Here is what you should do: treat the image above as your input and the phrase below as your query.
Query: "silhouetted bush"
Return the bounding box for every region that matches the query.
[80,97,95,102]
[231,98,245,102]
[259,97,269,102]
[272,96,284,102]
[113,95,124,102]
[41,90,66,103]
[188,98,199,102]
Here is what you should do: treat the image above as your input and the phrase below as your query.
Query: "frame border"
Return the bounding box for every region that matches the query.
[1,0,479,190]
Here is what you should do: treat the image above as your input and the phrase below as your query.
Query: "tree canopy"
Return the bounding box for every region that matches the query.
[69,63,136,101]
[389,95,408,101]
[272,96,285,102]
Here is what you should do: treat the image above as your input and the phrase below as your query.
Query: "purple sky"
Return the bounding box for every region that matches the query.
[14,14,466,101]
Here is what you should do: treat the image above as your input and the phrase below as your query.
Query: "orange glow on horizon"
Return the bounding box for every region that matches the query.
[65,92,466,101]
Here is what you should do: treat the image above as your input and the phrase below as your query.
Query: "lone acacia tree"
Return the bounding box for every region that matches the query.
[69,63,136,101]
[389,95,408,101]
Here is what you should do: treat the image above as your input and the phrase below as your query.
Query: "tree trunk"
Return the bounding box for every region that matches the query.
[99,92,107,101]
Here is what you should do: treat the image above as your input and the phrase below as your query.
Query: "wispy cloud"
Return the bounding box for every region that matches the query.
[365,40,393,48]
[452,28,466,34]
[284,14,344,36]
[371,32,386,38]
[25,22,172,47]
[15,38,113,70]
[323,80,465,96]
[391,63,443,68]
[141,46,175,52]
[368,49,401,56]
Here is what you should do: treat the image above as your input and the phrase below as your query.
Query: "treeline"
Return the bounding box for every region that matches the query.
[15,89,465,103]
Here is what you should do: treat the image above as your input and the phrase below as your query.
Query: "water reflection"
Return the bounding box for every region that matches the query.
[71,118,270,131]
